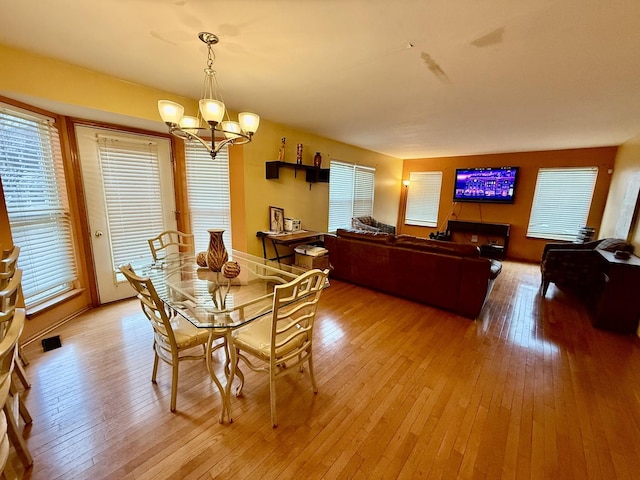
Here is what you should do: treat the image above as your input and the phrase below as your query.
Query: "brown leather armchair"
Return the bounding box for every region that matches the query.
[540,238,635,296]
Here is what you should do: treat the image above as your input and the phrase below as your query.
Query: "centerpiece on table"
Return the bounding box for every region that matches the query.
[195,229,241,310]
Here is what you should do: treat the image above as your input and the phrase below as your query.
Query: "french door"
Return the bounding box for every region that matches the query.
[76,126,176,303]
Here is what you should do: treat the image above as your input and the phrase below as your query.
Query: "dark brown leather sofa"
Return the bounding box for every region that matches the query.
[324,229,502,319]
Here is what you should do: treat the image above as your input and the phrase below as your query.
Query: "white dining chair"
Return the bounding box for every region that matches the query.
[0,286,31,469]
[231,268,329,427]
[147,230,194,263]
[119,264,226,412]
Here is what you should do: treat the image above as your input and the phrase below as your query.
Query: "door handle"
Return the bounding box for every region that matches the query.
[94,230,103,237]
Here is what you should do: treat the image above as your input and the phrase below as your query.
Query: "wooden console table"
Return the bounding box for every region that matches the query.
[256,230,325,263]
[446,220,510,259]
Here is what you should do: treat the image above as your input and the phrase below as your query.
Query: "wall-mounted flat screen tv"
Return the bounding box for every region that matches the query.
[453,167,519,203]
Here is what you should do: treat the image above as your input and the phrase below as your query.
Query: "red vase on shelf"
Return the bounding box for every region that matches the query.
[313,152,322,168]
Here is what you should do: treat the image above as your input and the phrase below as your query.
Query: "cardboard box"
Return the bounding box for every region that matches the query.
[295,252,329,270]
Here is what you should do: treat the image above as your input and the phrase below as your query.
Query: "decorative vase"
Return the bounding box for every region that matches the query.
[206,229,228,272]
[313,152,322,168]
[296,143,303,165]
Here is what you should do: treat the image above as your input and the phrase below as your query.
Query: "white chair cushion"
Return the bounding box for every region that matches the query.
[233,316,306,361]
[172,317,210,349]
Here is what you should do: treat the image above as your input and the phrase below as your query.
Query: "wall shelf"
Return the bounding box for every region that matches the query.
[265,161,330,183]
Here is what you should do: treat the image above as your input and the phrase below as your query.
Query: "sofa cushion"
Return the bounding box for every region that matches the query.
[335,228,395,244]
[395,235,480,258]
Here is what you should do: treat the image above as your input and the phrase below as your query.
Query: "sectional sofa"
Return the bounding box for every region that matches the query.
[323,229,502,319]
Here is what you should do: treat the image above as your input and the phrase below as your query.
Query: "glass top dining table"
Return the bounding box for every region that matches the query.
[138,249,313,423]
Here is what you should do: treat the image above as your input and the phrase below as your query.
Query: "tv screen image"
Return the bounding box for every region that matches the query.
[453,167,519,203]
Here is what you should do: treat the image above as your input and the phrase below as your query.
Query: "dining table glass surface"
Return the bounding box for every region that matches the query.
[139,249,309,328]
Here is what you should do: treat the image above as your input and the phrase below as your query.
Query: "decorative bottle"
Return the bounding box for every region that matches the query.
[313,152,322,168]
[206,229,228,272]
[296,143,303,165]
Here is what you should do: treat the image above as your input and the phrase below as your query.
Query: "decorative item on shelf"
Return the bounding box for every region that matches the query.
[313,151,322,168]
[157,32,260,160]
[296,143,303,165]
[206,229,228,272]
[278,137,286,161]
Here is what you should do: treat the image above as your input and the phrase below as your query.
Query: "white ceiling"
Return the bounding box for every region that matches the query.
[1,0,640,159]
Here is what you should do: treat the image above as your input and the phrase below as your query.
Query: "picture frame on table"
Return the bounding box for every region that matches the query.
[269,206,285,233]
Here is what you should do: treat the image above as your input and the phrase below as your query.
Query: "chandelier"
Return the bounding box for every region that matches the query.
[158,32,260,159]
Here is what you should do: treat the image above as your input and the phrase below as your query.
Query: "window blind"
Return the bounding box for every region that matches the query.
[0,104,79,307]
[185,142,232,253]
[328,160,375,232]
[97,135,165,270]
[527,166,598,241]
[405,171,443,227]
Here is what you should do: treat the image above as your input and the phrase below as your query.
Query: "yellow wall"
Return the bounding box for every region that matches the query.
[240,119,402,257]
[600,132,640,251]
[400,147,618,262]
[0,43,402,340]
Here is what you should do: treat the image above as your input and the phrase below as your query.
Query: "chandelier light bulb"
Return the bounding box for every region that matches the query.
[239,112,260,134]
[221,121,242,139]
[179,115,200,135]
[158,100,184,125]
[199,99,226,125]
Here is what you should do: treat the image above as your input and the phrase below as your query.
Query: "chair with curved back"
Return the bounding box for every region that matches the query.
[119,264,225,412]
[0,302,25,478]
[0,247,20,289]
[0,246,30,392]
[0,273,32,470]
[147,230,194,263]
[231,268,329,427]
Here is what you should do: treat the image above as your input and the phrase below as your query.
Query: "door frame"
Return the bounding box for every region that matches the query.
[66,118,186,306]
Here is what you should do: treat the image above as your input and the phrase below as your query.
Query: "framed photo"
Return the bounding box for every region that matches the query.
[269,206,285,233]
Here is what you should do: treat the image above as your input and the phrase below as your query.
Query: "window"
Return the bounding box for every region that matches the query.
[185,142,232,253]
[0,103,79,308]
[328,161,375,232]
[404,171,443,227]
[527,166,598,241]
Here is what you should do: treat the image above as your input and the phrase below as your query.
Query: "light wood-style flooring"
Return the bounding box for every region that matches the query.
[12,260,640,479]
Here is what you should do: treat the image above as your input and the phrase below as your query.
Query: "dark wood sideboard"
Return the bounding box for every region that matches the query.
[593,250,640,334]
[446,220,510,259]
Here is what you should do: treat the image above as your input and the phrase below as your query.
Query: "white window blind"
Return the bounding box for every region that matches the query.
[97,135,165,270]
[185,142,232,253]
[405,171,443,227]
[0,104,79,307]
[328,160,375,232]
[527,166,598,241]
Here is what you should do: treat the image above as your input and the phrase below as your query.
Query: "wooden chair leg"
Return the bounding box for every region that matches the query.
[13,362,30,390]
[8,385,30,424]
[3,404,32,468]
[17,397,31,426]
[17,345,28,367]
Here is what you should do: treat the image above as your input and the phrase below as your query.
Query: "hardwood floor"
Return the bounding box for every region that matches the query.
[12,260,640,479]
